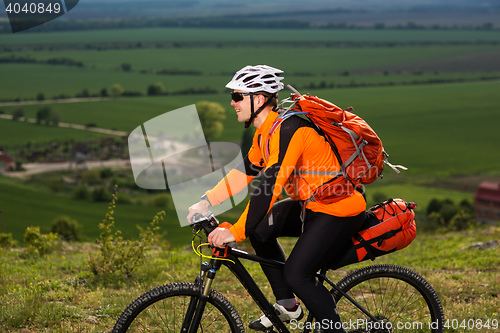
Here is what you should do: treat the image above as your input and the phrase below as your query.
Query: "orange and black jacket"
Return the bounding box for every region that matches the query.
[205,111,366,242]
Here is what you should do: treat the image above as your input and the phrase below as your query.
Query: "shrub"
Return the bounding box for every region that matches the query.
[449,210,476,231]
[100,167,115,179]
[152,193,172,208]
[50,215,82,242]
[11,107,24,121]
[92,185,112,202]
[0,232,18,248]
[116,192,132,204]
[73,183,90,200]
[79,169,101,184]
[47,176,64,193]
[87,186,165,276]
[24,226,60,256]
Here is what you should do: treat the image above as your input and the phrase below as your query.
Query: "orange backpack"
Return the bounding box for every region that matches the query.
[270,87,406,191]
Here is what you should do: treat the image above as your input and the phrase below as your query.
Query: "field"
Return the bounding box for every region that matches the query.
[1,26,500,243]
[0,13,499,332]
[0,225,498,332]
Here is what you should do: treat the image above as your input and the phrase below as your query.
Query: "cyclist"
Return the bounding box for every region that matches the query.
[188,65,366,332]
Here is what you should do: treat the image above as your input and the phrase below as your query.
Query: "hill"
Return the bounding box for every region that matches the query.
[0,224,498,331]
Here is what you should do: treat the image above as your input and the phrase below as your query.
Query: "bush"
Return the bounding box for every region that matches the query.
[24,226,60,256]
[79,169,101,184]
[92,186,112,202]
[449,210,476,231]
[47,176,64,193]
[0,232,18,248]
[11,107,24,121]
[152,193,172,208]
[116,192,132,204]
[87,186,165,276]
[50,216,82,242]
[73,183,90,200]
[426,198,476,232]
[100,167,115,179]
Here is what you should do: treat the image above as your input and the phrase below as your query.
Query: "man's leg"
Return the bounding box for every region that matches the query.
[284,211,365,333]
[249,198,303,301]
[248,198,304,330]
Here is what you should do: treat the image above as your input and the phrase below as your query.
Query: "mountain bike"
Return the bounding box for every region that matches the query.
[112,212,444,333]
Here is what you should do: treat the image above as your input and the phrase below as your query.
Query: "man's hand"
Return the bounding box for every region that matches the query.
[208,228,235,248]
[187,199,210,223]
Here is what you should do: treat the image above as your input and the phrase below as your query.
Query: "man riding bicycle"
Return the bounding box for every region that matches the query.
[188,65,366,333]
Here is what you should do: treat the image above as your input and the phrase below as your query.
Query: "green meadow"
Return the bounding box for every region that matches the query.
[0,26,499,244]
[0,24,499,333]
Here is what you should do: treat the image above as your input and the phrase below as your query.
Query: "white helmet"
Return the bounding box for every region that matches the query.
[225,65,284,94]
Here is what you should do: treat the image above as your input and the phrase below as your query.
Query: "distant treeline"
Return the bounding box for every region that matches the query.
[0,55,84,67]
[0,17,497,34]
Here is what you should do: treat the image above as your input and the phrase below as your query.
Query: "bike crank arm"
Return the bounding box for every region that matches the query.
[318,272,380,323]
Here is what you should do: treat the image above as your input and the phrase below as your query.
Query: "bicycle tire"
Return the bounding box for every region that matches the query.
[112,282,245,333]
[332,264,444,333]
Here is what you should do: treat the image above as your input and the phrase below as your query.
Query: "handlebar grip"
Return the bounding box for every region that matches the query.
[190,213,204,224]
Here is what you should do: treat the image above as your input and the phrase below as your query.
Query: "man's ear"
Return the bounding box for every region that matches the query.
[256,94,267,108]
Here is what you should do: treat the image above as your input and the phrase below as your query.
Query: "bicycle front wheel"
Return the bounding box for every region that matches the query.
[332,264,444,333]
[112,282,245,333]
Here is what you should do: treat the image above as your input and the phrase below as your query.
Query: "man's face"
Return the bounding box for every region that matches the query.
[230,90,253,123]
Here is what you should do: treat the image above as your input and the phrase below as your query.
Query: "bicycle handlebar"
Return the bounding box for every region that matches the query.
[190,212,237,250]
[190,211,219,235]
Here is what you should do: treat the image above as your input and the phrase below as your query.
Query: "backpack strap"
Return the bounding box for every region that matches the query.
[264,110,309,162]
[353,226,403,261]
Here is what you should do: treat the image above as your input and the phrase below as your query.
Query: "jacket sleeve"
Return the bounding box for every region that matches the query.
[205,139,264,206]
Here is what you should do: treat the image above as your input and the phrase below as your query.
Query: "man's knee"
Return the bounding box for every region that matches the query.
[283,262,307,291]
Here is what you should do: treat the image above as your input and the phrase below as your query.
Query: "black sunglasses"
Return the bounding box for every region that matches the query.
[231,92,254,102]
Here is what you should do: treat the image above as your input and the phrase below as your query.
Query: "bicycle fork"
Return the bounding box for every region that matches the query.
[182,262,218,333]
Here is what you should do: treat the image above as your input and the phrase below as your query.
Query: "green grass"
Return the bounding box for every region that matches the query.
[2,28,500,45]
[0,117,108,146]
[0,225,498,332]
[2,43,499,101]
[3,80,498,177]
[7,44,499,72]
[0,175,191,247]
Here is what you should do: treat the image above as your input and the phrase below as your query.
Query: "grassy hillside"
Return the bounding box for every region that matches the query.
[0,225,498,332]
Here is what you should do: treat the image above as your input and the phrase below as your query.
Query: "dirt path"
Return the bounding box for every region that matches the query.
[0,114,128,137]
[0,97,110,107]
[5,159,131,179]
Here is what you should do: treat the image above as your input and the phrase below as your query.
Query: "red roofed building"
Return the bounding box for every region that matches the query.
[474,181,500,223]
[0,149,15,173]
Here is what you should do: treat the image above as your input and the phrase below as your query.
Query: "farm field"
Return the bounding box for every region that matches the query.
[0,26,499,245]
[2,80,499,175]
[2,27,500,45]
[0,5,499,330]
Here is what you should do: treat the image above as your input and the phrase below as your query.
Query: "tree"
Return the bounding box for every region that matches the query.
[48,110,60,126]
[121,63,132,72]
[110,83,124,97]
[11,107,24,121]
[36,107,52,125]
[147,81,165,96]
[196,101,226,141]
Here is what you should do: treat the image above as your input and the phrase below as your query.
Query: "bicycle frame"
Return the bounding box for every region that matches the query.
[188,244,380,333]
